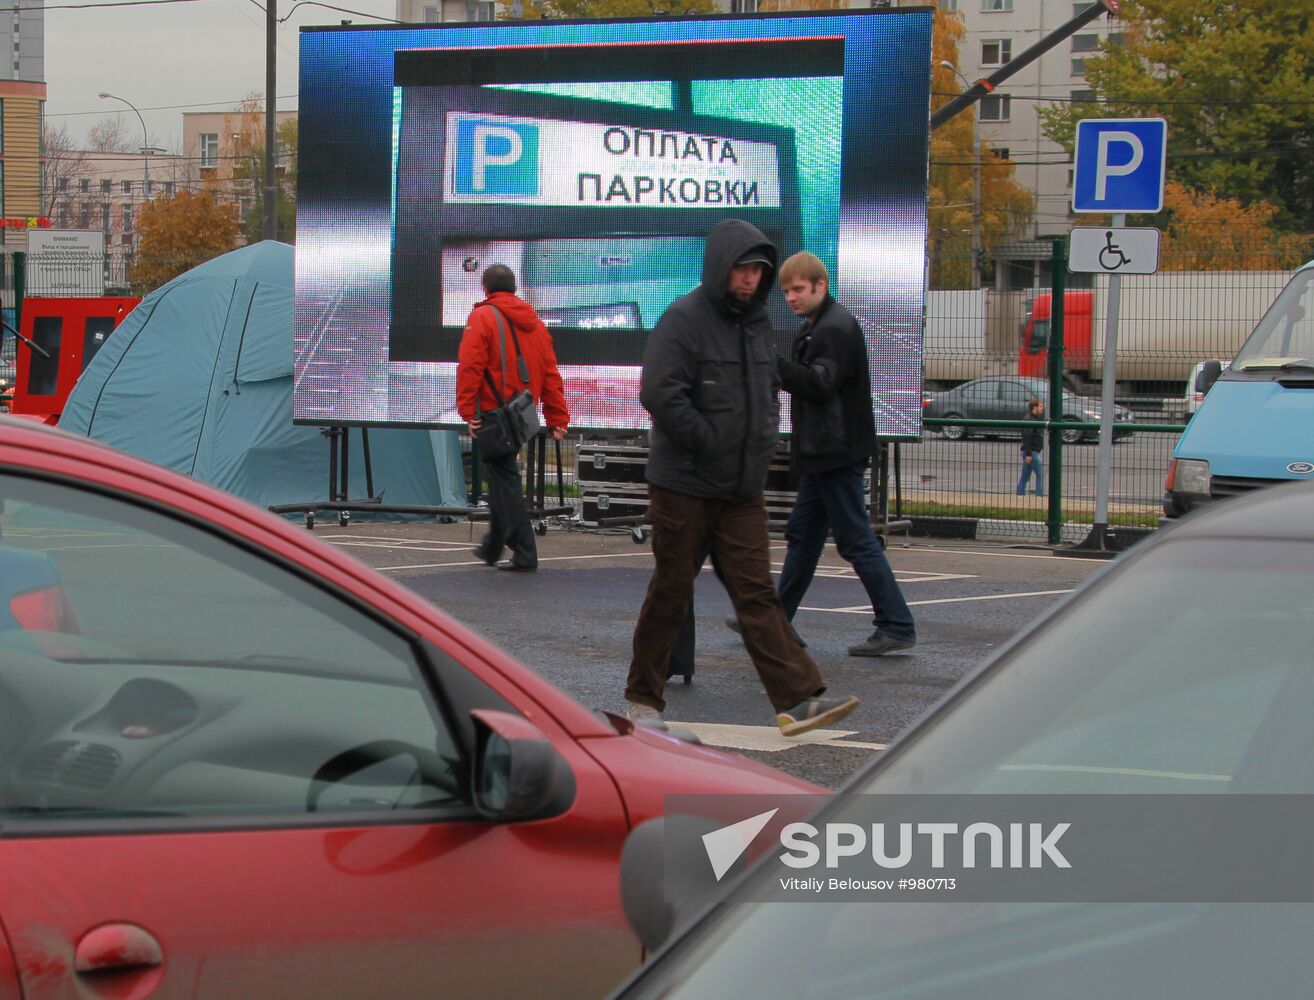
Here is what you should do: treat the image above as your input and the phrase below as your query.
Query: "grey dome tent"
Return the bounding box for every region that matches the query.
[59,241,466,514]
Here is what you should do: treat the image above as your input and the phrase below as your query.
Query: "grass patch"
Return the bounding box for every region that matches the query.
[898,500,1159,527]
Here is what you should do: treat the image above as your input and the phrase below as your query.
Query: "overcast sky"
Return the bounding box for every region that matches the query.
[45,0,402,151]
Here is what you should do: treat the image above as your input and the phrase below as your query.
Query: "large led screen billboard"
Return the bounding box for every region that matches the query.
[296,10,932,436]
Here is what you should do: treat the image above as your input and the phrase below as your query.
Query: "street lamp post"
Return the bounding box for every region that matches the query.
[940,62,982,288]
[98,92,153,202]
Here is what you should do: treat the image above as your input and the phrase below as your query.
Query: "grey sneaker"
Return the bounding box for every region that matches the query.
[624,701,663,723]
[776,695,860,737]
[725,616,807,648]
[848,632,916,657]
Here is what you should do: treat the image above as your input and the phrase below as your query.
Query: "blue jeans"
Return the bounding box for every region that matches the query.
[777,460,916,641]
[1017,449,1044,496]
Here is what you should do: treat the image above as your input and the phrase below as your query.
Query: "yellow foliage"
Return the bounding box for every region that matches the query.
[130,189,240,293]
[1159,183,1309,270]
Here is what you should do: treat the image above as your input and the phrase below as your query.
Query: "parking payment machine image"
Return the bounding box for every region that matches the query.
[390,68,805,369]
[294,11,933,435]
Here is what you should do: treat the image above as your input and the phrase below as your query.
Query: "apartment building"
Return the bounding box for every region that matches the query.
[2,0,42,83]
[395,0,496,22]
[44,149,187,251]
[181,109,298,229]
[948,0,1117,238]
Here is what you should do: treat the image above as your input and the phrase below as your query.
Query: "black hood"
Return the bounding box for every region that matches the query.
[699,219,777,312]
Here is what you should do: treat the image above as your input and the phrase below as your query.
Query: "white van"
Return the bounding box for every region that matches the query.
[1184,359,1222,419]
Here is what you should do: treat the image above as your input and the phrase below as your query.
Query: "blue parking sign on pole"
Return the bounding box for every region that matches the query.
[1072,118,1167,214]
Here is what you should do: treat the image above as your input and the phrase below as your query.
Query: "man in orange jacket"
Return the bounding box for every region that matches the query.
[457,264,569,572]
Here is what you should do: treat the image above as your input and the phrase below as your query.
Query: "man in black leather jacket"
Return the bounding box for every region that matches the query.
[771,252,917,657]
[623,221,860,738]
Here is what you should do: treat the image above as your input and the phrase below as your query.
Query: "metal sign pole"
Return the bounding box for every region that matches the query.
[1091,210,1125,547]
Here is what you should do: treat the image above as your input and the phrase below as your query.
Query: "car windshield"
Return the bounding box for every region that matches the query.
[1232,267,1314,371]
[636,537,1314,998]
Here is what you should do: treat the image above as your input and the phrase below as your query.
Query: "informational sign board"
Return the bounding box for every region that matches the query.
[1069,226,1161,274]
[26,230,105,296]
[294,10,933,437]
[1072,118,1167,215]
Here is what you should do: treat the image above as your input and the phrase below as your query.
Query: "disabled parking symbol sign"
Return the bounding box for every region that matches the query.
[1071,118,1167,214]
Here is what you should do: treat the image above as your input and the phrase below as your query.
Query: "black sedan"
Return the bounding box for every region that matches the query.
[923,376,1134,443]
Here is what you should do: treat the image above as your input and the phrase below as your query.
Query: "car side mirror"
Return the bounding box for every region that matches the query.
[471,709,575,823]
[1199,359,1223,395]
[620,814,748,953]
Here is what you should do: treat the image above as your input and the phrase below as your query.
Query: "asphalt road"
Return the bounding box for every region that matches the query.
[321,519,1110,789]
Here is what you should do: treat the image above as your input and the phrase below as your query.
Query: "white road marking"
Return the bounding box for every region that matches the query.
[664,721,887,753]
[999,763,1230,783]
[376,549,661,572]
[803,588,1073,613]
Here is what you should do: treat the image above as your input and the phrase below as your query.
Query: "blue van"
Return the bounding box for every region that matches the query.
[1164,260,1314,518]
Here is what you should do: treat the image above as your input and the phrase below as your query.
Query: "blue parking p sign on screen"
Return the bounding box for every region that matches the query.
[1072,118,1167,214]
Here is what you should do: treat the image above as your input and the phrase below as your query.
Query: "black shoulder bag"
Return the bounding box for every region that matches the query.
[474,307,542,460]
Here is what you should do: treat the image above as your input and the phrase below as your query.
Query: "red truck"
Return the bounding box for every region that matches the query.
[1017,276,1288,397]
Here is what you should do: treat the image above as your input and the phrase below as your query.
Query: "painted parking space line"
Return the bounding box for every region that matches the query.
[660,721,887,753]
[802,588,1074,613]
[375,549,663,572]
[999,763,1230,783]
[808,567,976,583]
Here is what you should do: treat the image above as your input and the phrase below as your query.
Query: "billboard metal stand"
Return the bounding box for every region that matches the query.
[871,441,912,548]
[269,425,471,529]
[466,431,574,536]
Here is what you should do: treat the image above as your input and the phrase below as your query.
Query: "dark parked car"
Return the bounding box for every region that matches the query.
[923,376,1133,443]
[616,480,1314,999]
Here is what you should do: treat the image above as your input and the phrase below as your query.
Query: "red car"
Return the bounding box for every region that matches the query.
[0,418,817,1000]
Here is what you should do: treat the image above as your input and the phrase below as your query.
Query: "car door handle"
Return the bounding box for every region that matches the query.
[74,922,163,974]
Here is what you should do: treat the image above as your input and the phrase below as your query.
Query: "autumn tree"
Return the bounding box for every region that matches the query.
[931,7,1034,287]
[41,125,87,218]
[130,189,239,292]
[1039,0,1314,232]
[226,96,298,244]
[1157,182,1309,270]
[87,115,142,154]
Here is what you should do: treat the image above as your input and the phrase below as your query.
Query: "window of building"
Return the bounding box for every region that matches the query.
[979,94,1011,121]
[982,0,1012,11]
[991,147,1010,160]
[423,4,438,20]
[1072,33,1099,52]
[1107,32,1125,47]
[1071,88,1098,104]
[200,133,219,169]
[941,0,959,10]
[77,204,89,228]
[58,208,70,227]
[122,180,133,195]
[732,0,759,11]
[465,1,493,19]
[101,203,111,234]
[122,233,133,246]
[122,204,133,233]
[57,177,68,192]
[981,38,1012,64]
[100,179,111,194]
[1072,57,1087,76]
[164,181,175,195]
[79,178,89,193]
[144,180,153,197]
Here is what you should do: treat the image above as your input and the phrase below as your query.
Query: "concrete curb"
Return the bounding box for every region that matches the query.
[908,516,1158,546]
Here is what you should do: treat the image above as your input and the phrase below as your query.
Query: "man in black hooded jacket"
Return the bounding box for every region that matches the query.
[623,219,860,738]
